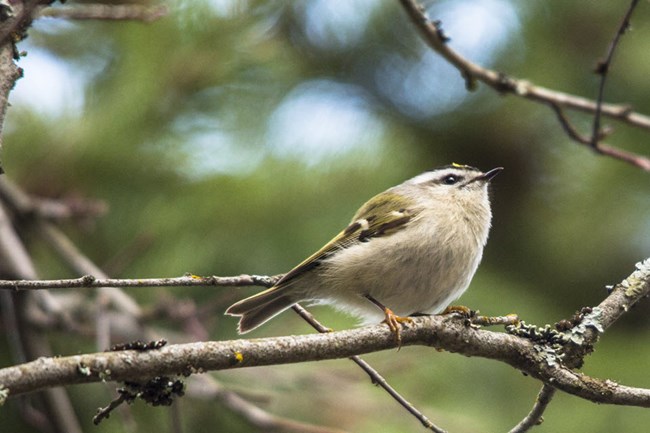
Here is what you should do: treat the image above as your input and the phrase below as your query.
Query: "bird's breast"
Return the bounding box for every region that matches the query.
[317,215,487,317]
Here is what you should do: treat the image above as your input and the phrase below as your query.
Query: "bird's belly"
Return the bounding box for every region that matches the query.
[314,229,484,323]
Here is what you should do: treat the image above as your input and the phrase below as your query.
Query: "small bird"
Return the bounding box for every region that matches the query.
[226,164,502,341]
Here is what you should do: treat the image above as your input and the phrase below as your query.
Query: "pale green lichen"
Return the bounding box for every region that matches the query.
[623,259,650,298]
[561,307,604,345]
[99,370,112,382]
[77,363,92,377]
[533,344,564,368]
[506,321,570,345]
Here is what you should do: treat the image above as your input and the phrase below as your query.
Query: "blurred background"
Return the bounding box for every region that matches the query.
[1,0,650,432]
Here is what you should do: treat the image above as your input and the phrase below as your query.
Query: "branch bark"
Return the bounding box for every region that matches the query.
[0,258,648,410]
[2,311,650,408]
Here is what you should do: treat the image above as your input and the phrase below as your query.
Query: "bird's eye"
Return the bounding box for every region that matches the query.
[442,175,460,185]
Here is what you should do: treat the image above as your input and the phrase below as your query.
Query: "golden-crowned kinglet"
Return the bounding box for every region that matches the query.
[226,164,502,338]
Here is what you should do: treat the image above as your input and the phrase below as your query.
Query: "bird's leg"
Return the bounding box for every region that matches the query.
[364,294,413,348]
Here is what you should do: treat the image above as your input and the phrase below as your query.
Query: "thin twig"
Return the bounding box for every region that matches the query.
[591,0,640,147]
[397,0,650,128]
[508,385,557,433]
[550,103,650,170]
[0,274,281,290]
[93,393,128,425]
[292,304,447,433]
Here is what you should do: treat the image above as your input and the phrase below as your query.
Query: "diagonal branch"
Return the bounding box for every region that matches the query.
[508,385,556,433]
[292,304,447,433]
[398,0,650,171]
[549,103,650,170]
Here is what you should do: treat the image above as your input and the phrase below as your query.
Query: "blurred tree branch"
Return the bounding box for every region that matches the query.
[399,0,650,171]
[37,3,167,22]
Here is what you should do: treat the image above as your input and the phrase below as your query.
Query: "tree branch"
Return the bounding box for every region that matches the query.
[0,2,26,173]
[292,304,447,433]
[1,309,649,408]
[37,3,167,23]
[0,0,48,48]
[398,0,650,171]
[549,103,650,170]
[507,385,556,433]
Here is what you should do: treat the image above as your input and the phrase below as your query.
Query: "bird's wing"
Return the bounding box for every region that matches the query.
[274,194,418,287]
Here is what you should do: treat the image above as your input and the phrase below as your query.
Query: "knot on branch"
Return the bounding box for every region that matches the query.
[495,72,518,93]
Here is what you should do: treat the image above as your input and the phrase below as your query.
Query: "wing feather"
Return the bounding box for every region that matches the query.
[273,206,416,287]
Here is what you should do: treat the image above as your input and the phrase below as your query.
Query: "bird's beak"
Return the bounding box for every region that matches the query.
[480,167,504,182]
[464,167,503,186]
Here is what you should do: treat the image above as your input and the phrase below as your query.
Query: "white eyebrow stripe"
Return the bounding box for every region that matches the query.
[408,172,438,184]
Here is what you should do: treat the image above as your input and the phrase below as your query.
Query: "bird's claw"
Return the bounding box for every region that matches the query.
[383,307,413,349]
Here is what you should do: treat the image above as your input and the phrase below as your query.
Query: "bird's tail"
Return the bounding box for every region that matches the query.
[225,286,296,333]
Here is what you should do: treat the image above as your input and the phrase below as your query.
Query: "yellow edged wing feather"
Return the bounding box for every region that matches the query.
[274,194,417,288]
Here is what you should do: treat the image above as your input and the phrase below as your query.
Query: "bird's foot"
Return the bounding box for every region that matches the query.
[382,307,413,349]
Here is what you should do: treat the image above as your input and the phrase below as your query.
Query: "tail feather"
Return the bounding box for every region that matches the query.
[226,287,296,333]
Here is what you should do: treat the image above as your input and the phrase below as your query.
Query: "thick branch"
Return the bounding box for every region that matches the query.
[1,314,650,408]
